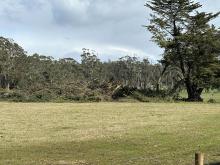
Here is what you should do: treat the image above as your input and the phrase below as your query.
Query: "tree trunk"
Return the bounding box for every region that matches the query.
[156,80,161,93]
[185,80,203,102]
[6,82,10,92]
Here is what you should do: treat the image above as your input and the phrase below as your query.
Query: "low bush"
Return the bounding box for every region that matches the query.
[0,90,26,102]
[112,86,174,102]
[112,86,136,99]
[208,99,216,103]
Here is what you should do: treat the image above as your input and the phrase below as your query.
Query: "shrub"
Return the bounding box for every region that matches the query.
[28,90,55,102]
[112,86,136,99]
[131,91,150,102]
[0,90,26,102]
[208,99,216,103]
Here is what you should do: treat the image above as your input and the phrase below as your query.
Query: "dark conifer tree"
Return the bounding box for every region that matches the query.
[146,0,220,101]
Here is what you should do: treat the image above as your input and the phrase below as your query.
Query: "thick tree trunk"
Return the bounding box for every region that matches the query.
[187,88,203,102]
[185,80,203,102]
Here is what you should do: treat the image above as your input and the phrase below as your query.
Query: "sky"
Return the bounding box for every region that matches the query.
[0,0,220,62]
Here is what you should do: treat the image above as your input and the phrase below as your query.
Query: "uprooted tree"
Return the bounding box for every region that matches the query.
[146,0,220,101]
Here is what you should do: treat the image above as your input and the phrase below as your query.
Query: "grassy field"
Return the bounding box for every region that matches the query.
[0,102,220,165]
[202,91,220,102]
[180,90,220,103]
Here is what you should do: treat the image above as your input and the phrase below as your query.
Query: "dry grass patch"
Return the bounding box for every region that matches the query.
[0,102,220,164]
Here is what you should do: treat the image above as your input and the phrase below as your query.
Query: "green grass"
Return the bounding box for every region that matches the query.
[0,102,220,165]
[180,90,220,103]
[202,90,220,103]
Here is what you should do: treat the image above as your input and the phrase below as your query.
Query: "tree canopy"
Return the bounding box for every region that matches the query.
[0,37,178,102]
[146,0,220,101]
[0,0,219,102]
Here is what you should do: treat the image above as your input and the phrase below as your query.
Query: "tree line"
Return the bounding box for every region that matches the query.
[0,0,220,102]
[0,38,179,102]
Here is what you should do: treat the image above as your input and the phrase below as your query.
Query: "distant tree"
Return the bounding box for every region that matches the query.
[81,48,102,84]
[146,0,220,101]
[0,37,27,90]
[2,35,208,102]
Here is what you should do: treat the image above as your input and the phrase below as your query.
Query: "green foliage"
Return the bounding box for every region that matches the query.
[0,90,25,101]
[146,0,220,101]
[28,90,55,102]
[112,86,135,100]
[111,86,175,102]
[131,91,150,102]
[1,7,220,104]
[207,98,216,103]
[1,37,181,102]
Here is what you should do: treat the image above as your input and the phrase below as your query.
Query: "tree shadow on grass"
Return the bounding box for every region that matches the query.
[206,162,220,165]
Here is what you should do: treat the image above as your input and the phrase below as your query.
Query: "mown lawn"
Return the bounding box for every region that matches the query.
[0,102,220,165]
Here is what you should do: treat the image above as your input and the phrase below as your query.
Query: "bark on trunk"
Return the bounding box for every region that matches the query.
[6,82,10,92]
[185,80,203,102]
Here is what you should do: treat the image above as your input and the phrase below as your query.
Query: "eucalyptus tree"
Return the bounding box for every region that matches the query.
[0,37,27,90]
[81,48,102,83]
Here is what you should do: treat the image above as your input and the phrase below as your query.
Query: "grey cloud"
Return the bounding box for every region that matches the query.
[50,0,149,28]
[48,0,153,57]
[0,0,219,61]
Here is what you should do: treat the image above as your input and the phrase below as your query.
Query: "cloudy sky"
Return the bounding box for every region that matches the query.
[0,0,220,61]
